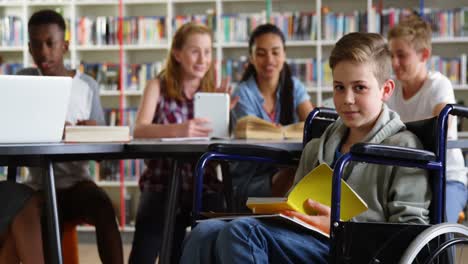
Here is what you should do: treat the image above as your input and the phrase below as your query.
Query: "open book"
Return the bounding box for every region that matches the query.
[234,115,304,140]
[64,126,131,143]
[246,164,368,221]
[200,164,368,238]
[198,212,330,238]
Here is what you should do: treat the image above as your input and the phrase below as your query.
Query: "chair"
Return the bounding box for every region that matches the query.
[62,223,80,264]
[329,104,468,263]
[192,107,338,225]
[7,166,82,264]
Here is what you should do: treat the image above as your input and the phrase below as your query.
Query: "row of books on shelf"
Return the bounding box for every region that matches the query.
[0,54,464,91]
[126,62,163,91]
[418,7,468,38]
[222,57,320,85]
[77,16,119,46]
[221,12,316,42]
[322,8,375,41]
[104,107,138,129]
[429,55,463,85]
[78,14,215,46]
[0,160,143,185]
[90,159,143,183]
[80,61,164,91]
[221,13,266,42]
[0,16,22,47]
[319,7,468,41]
[72,7,468,43]
[174,12,216,37]
[0,63,22,75]
[379,7,468,38]
[2,7,468,47]
[221,9,369,42]
[78,16,166,46]
[222,54,468,85]
[77,54,465,93]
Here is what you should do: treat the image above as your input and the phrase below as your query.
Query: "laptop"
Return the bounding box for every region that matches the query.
[0,75,72,143]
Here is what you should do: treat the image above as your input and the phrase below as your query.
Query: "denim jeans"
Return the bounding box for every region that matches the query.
[180,217,329,264]
[446,180,468,223]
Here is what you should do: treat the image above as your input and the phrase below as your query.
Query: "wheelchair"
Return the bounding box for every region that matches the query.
[192,105,468,263]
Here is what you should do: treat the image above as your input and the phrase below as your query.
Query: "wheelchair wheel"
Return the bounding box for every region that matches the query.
[399,223,468,264]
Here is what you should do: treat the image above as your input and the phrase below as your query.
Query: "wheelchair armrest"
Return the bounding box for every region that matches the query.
[208,143,295,162]
[350,143,437,162]
[450,104,468,118]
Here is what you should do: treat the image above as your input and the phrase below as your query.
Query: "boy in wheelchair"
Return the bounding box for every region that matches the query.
[179,32,431,263]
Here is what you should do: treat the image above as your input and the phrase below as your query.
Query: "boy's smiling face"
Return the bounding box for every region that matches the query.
[333,61,394,135]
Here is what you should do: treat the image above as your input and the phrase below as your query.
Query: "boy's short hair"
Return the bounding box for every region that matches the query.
[387,15,432,51]
[28,9,66,35]
[329,32,392,85]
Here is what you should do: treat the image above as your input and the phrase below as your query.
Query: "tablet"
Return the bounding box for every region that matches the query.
[194,92,230,138]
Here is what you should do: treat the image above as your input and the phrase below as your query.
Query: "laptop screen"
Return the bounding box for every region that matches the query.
[0,75,72,143]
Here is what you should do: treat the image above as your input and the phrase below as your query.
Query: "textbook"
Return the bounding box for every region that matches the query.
[64,126,131,143]
[234,115,304,140]
[199,164,367,238]
[246,164,368,221]
[198,212,329,238]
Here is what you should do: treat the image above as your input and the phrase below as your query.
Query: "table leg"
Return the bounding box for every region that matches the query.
[159,159,180,264]
[43,160,63,264]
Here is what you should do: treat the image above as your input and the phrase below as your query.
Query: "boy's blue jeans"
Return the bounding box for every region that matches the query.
[180,217,329,264]
[446,180,468,223]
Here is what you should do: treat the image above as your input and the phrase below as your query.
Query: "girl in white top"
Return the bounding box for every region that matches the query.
[387,15,467,223]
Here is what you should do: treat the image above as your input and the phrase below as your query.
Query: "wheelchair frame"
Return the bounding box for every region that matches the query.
[192,105,468,263]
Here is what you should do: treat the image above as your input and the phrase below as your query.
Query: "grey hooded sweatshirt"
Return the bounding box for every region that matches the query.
[293,104,431,224]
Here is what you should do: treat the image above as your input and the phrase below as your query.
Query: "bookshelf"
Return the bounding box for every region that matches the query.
[3,0,467,104]
[2,0,468,228]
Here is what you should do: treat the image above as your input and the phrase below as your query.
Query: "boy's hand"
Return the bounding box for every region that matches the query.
[76,120,97,126]
[180,118,212,137]
[216,76,239,110]
[282,199,331,235]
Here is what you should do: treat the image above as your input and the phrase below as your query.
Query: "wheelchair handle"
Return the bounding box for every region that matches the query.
[314,107,339,119]
[304,107,338,146]
[448,104,468,118]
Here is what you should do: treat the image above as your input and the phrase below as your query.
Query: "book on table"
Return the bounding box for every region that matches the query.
[200,164,368,238]
[234,115,304,140]
[64,126,131,143]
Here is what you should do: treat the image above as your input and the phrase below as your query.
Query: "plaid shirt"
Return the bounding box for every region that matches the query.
[139,81,220,195]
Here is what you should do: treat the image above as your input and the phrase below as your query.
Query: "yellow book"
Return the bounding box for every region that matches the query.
[235,115,304,140]
[246,164,368,221]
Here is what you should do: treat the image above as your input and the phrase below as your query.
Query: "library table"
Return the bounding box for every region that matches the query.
[3,138,466,264]
[0,140,302,264]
